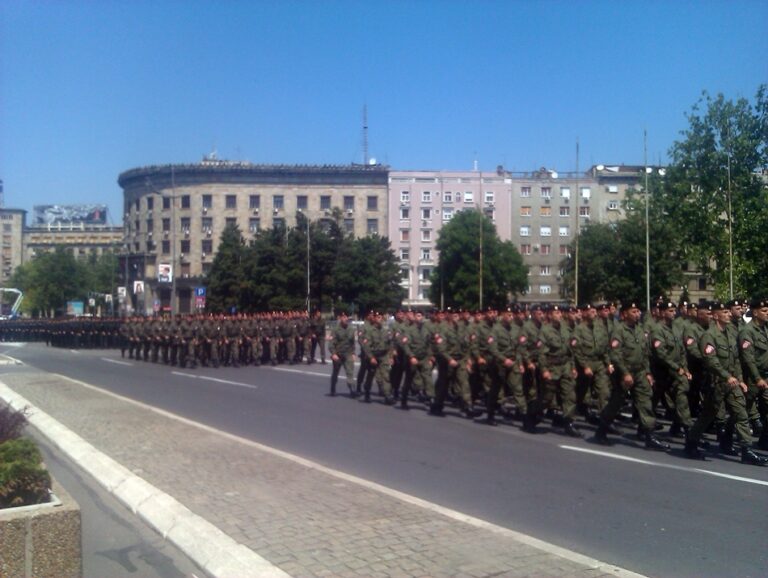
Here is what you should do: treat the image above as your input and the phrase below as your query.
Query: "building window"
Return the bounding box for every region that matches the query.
[225,217,237,228]
[421,208,431,220]
[401,191,410,204]
[607,185,619,194]
[367,196,378,211]
[162,240,170,254]
[698,277,707,291]
[608,200,619,211]
[203,194,213,209]
[421,191,432,203]
[273,217,286,229]
[146,219,154,233]
[400,229,410,242]
[146,196,154,211]
[520,206,531,217]
[520,226,531,237]
[366,219,378,234]
[344,196,355,211]
[485,192,494,203]
[162,218,170,232]
[540,226,552,237]
[442,208,454,221]
[181,195,190,209]
[400,207,410,220]
[541,187,552,199]
[559,226,569,237]
[201,217,213,232]
[540,265,551,276]
[163,196,171,210]
[421,248,431,261]
[464,191,473,203]
[559,244,569,255]
[539,285,552,295]
[225,195,237,209]
[273,195,284,210]
[579,206,591,217]
[559,206,570,217]
[202,239,213,254]
[180,217,191,233]
[400,248,409,261]
[297,195,308,210]
[420,268,432,282]
[421,229,432,242]
[343,218,354,233]
[180,239,190,254]
[560,187,571,199]
[581,187,591,199]
[540,244,551,255]
[484,208,494,220]
[540,206,551,217]
[320,195,331,210]
[520,244,532,255]
[249,218,260,233]
[443,192,453,203]
[520,186,531,198]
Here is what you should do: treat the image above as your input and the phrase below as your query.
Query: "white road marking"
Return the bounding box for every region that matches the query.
[25,372,646,578]
[270,366,329,378]
[560,445,768,487]
[171,371,259,390]
[102,358,132,366]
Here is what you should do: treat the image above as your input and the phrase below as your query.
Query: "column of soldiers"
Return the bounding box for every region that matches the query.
[331,298,767,467]
[0,317,122,348]
[117,310,329,368]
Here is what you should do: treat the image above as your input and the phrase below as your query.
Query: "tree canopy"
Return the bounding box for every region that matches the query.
[9,248,118,317]
[430,209,528,310]
[204,213,404,315]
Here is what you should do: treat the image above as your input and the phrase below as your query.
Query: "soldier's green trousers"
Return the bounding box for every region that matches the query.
[688,380,752,445]
[330,353,355,394]
[600,371,656,432]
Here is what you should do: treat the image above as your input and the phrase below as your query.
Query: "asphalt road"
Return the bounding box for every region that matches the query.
[5,342,768,578]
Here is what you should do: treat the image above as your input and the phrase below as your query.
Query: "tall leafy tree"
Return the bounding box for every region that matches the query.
[9,247,87,316]
[655,86,768,297]
[205,224,247,313]
[430,210,528,310]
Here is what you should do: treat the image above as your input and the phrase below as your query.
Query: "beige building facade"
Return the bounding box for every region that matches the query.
[389,166,652,306]
[0,209,26,286]
[118,159,389,314]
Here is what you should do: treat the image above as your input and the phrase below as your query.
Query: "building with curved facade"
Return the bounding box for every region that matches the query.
[117,158,388,314]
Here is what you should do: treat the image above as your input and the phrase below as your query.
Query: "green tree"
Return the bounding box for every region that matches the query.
[431,210,528,310]
[331,234,404,316]
[205,224,247,313]
[9,247,87,316]
[656,86,768,298]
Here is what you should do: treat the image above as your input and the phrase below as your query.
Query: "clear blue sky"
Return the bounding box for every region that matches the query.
[1,0,766,223]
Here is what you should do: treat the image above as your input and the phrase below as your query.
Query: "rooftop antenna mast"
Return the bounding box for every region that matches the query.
[362,104,369,165]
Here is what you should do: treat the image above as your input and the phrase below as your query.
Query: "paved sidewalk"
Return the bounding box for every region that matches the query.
[0,371,645,578]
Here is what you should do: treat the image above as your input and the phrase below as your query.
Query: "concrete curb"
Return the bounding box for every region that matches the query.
[0,382,290,578]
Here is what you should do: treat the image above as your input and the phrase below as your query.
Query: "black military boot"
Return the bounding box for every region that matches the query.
[741,447,768,466]
[684,438,706,460]
[563,420,583,438]
[363,390,371,403]
[329,379,337,397]
[718,425,738,456]
[428,403,445,417]
[592,423,613,445]
[521,413,537,434]
[750,418,764,436]
[668,422,684,438]
[644,433,670,451]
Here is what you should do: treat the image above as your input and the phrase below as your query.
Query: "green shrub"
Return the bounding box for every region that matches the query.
[0,404,29,443]
[0,438,52,508]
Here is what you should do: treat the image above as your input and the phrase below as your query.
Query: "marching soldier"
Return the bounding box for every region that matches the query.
[738,297,768,450]
[329,312,357,397]
[685,301,767,465]
[594,301,669,450]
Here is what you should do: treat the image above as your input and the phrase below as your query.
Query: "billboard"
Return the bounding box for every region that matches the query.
[33,204,108,226]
